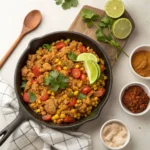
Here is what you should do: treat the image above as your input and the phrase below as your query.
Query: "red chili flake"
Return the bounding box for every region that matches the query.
[122,86,150,113]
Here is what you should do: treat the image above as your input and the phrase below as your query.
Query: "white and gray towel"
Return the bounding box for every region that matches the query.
[0,77,91,150]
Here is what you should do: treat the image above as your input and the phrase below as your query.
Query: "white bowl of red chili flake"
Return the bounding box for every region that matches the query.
[119,82,150,116]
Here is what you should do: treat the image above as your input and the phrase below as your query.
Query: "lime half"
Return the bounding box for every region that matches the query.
[105,0,125,18]
[84,60,98,84]
[77,53,98,62]
[112,18,132,39]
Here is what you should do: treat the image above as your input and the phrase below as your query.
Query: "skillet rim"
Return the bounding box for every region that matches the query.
[14,31,113,129]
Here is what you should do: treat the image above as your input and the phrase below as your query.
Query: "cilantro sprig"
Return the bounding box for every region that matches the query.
[42,44,52,52]
[21,80,27,89]
[81,9,129,59]
[44,70,69,92]
[68,52,77,61]
[55,0,78,10]
[77,93,86,100]
[28,92,36,102]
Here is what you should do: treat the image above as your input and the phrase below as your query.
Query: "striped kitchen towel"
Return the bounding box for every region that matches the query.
[0,77,91,150]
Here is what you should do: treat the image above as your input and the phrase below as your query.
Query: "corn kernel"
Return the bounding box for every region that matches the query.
[51,42,55,46]
[55,59,59,63]
[94,87,97,90]
[75,64,80,68]
[54,114,59,119]
[47,90,51,94]
[71,109,75,113]
[35,109,40,113]
[53,120,57,123]
[75,104,78,107]
[60,113,66,119]
[94,97,98,101]
[74,114,77,118]
[77,113,80,117]
[51,96,54,98]
[51,92,55,96]
[104,76,107,80]
[58,61,61,65]
[63,66,68,70]
[37,100,41,104]
[74,91,79,96]
[80,67,84,71]
[77,100,80,103]
[30,103,35,107]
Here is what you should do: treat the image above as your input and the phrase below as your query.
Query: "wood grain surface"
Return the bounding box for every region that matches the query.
[68,5,135,67]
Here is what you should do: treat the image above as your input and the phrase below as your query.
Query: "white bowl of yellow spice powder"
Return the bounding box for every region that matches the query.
[129,44,150,80]
[100,119,130,149]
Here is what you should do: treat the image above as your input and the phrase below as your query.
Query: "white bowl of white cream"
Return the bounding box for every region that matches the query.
[100,119,130,150]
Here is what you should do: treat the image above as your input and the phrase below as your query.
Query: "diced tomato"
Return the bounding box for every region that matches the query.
[66,69,72,75]
[80,74,87,81]
[68,97,77,107]
[79,45,87,53]
[94,87,106,97]
[32,67,41,77]
[100,64,105,72]
[71,68,81,79]
[56,65,62,71]
[42,114,52,121]
[40,93,49,101]
[81,86,91,95]
[56,42,66,50]
[64,116,75,123]
[23,92,30,103]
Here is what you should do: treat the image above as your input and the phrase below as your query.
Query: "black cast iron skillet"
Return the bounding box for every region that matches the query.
[0,31,112,146]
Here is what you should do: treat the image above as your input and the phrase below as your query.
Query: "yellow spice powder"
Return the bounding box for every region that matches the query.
[131,51,150,77]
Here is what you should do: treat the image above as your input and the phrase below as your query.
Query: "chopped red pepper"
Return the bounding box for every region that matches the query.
[64,116,75,123]
[32,67,41,77]
[40,93,49,101]
[56,42,66,50]
[68,97,77,107]
[42,114,52,121]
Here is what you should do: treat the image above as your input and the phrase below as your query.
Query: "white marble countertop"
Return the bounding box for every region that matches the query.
[0,0,150,150]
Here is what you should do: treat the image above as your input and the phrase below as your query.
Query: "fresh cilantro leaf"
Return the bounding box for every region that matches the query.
[78,93,86,99]
[68,52,77,61]
[50,70,59,78]
[42,44,52,52]
[55,0,62,5]
[44,76,52,85]
[101,16,110,24]
[50,84,60,92]
[87,21,93,28]
[96,29,107,42]
[105,34,113,41]
[21,80,27,89]
[28,92,36,102]
[81,9,99,21]
[62,0,78,10]
[98,22,107,28]
[45,70,69,92]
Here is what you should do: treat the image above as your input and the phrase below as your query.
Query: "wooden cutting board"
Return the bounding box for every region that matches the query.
[68,5,135,67]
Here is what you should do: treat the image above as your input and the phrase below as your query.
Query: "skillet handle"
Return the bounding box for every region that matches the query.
[0,111,25,146]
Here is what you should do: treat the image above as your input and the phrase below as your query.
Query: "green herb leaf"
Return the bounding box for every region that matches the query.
[44,70,69,92]
[68,52,77,61]
[98,22,107,28]
[28,92,36,102]
[78,93,86,100]
[96,29,107,42]
[21,80,27,89]
[55,0,62,5]
[50,70,59,78]
[42,44,52,52]
[62,0,78,10]
[87,21,93,28]
[101,16,110,24]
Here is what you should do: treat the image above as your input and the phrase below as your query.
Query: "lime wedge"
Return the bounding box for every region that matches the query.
[84,60,98,84]
[92,61,101,79]
[105,0,125,18]
[77,53,98,62]
[112,18,132,39]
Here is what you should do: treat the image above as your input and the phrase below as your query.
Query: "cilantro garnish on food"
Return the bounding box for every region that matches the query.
[78,93,86,99]
[44,70,69,92]
[81,9,128,59]
[68,52,77,61]
[28,92,36,102]
[42,44,52,52]
[21,80,27,89]
[55,0,78,10]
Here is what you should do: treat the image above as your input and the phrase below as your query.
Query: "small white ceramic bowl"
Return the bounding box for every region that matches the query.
[119,82,150,116]
[129,44,150,80]
[100,119,130,150]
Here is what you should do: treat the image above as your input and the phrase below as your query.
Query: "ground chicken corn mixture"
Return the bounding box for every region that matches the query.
[21,39,107,124]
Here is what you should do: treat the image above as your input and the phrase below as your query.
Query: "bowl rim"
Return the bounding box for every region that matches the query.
[119,82,150,116]
[100,119,130,150]
[129,44,150,80]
